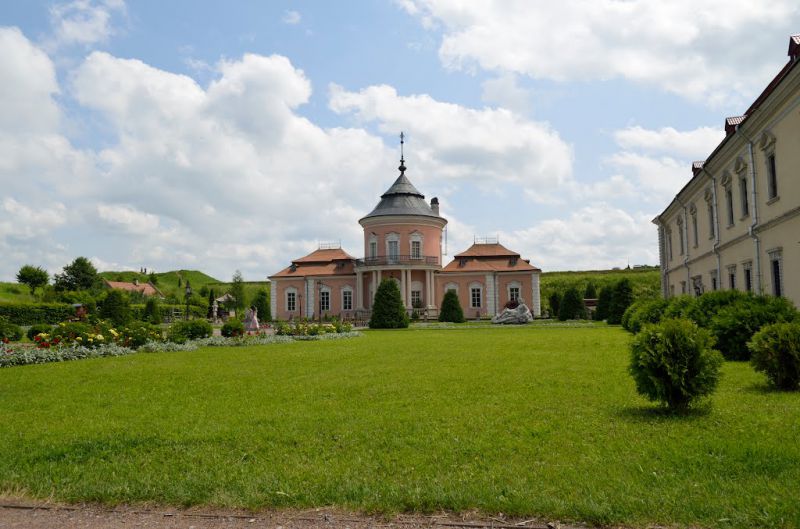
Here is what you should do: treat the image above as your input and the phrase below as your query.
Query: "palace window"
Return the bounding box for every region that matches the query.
[710,270,718,291]
[342,288,353,311]
[767,153,778,200]
[286,290,297,312]
[707,203,715,239]
[388,240,399,262]
[727,265,736,290]
[470,285,482,308]
[677,218,685,255]
[725,187,734,226]
[680,281,687,294]
[319,290,330,312]
[369,241,377,259]
[743,261,753,292]
[691,208,698,247]
[411,240,421,259]
[411,290,422,307]
[739,177,749,217]
[769,249,783,297]
[509,286,520,302]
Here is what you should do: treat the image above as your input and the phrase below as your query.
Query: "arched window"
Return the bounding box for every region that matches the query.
[386,232,399,263]
[469,282,483,309]
[444,282,458,295]
[368,234,378,259]
[507,281,521,303]
[409,231,423,259]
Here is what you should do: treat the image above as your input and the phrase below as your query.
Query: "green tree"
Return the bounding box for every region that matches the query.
[99,289,131,326]
[548,291,561,319]
[252,288,271,322]
[369,279,409,329]
[16,265,49,295]
[228,270,246,311]
[439,290,465,323]
[584,281,597,299]
[595,286,612,321]
[148,271,158,285]
[53,257,98,292]
[558,287,586,321]
[142,297,162,325]
[608,279,634,324]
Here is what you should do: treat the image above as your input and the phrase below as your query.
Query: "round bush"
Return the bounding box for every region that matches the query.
[749,322,800,390]
[221,319,245,337]
[621,300,644,332]
[663,295,693,320]
[629,318,723,411]
[683,289,748,328]
[0,317,23,342]
[439,290,465,323]
[710,295,798,361]
[624,298,669,334]
[168,319,213,343]
[27,323,53,341]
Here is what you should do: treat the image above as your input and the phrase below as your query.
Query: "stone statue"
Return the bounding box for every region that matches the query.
[212,300,218,322]
[492,303,533,324]
[244,305,260,332]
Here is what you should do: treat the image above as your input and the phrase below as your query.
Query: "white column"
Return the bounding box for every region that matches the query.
[485,273,495,315]
[371,271,377,306]
[356,271,364,309]
[406,269,413,309]
[269,280,277,320]
[400,268,407,306]
[306,278,315,319]
[531,272,541,317]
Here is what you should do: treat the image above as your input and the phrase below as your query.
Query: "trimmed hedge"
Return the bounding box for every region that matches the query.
[749,322,800,390]
[710,295,798,361]
[0,303,75,325]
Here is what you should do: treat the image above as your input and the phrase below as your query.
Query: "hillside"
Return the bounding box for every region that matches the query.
[540,266,661,307]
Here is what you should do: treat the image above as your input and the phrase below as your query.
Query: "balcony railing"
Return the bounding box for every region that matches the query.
[355,255,439,267]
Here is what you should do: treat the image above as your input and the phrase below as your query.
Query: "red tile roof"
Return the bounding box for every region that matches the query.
[441,256,540,273]
[292,248,356,263]
[271,261,355,278]
[104,280,163,297]
[454,243,519,258]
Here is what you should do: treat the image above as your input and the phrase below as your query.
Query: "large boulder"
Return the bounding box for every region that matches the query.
[492,303,533,324]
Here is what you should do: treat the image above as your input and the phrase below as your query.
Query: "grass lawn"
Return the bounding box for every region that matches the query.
[1,326,798,528]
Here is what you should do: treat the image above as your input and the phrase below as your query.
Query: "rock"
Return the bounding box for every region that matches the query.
[491,303,533,324]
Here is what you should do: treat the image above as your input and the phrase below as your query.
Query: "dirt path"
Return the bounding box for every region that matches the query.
[0,500,587,529]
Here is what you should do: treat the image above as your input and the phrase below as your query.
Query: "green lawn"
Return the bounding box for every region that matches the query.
[1,326,798,528]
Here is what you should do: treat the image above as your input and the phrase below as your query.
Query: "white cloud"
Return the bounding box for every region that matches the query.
[329,83,573,188]
[502,204,658,271]
[481,73,531,115]
[399,0,800,106]
[614,125,724,160]
[48,0,126,48]
[282,10,302,25]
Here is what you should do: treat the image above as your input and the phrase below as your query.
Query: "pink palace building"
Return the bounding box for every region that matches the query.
[269,143,542,321]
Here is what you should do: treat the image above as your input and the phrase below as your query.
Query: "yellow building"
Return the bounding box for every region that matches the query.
[654,34,800,306]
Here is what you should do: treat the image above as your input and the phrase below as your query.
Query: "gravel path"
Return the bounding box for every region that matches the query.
[0,500,586,529]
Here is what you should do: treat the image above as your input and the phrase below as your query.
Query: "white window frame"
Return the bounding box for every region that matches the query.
[386,233,399,262]
[285,288,297,312]
[507,281,521,303]
[444,282,458,295]
[768,249,783,297]
[319,286,331,312]
[369,235,378,259]
[469,282,483,309]
[409,232,423,260]
[341,287,353,311]
[727,265,736,290]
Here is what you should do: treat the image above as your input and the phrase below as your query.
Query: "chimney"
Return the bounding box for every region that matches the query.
[430,197,439,216]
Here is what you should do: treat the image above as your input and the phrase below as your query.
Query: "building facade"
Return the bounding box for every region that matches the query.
[269,152,541,320]
[653,35,800,306]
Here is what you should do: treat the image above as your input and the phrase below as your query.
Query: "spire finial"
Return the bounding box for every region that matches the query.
[398,132,406,174]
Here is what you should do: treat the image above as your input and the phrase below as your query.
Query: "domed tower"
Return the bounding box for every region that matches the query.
[355,133,447,311]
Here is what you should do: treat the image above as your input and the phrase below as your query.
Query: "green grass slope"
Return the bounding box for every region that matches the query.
[0,326,797,528]
[0,282,36,303]
[541,266,661,303]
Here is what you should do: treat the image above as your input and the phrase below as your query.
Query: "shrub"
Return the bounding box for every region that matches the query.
[53,256,99,292]
[439,290,465,323]
[629,318,723,411]
[118,321,163,349]
[749,322,800,390]
[683,289,747,328]
[558,287,586,321]
[663,295,693,320]
[0,303,75,325]
[221,319,245,337]
[167,319,213,343]
[252,288,271,322]
[623,298,670,334]
[548,291,561,319]
[27,323,53,341]
[16,264,49,295]
[710,295,798,361]
[99,290,131,326]
[0,317,23,342]
[369,279,409,329]
[595,287,612,321]
[607,278,634,325]
[142,297,163,324]
[584,281,597,299]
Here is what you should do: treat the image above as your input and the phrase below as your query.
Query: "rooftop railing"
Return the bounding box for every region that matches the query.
[355,255,439,267]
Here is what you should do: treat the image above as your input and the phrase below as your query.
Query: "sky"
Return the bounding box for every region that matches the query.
[1,1,799,282]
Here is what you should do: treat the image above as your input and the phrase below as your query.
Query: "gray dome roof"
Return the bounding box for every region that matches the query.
[360,172,442,221]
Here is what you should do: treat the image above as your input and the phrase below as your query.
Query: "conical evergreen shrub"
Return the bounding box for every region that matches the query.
[369,279,409,329]
[558,287,586,321]
[439,290,465,323]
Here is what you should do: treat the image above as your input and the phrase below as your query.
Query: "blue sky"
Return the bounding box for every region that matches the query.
[1,1,799,281]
